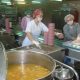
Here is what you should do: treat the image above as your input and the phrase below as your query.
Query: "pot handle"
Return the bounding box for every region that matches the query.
[54,59,79,80]
[51,65,65,79]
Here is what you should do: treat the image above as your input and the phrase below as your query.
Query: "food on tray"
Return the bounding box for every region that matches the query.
[72,40,80,46]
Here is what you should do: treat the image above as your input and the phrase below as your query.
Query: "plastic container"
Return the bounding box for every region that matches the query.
[44,23,55,46]
[48,23,55,46]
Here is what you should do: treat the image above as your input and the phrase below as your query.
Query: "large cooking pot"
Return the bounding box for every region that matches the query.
[6,50,56,80]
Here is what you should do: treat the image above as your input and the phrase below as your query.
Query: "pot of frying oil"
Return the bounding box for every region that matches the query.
[6,50,56,80]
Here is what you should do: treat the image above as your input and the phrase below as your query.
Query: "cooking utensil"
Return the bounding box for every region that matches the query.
[6,50,56,80]
[54,66,74,80]
[53,59,79,80]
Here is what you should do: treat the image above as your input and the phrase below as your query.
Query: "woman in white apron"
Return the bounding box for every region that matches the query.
[22,9,48,47]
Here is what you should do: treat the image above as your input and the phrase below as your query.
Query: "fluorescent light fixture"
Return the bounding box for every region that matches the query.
[7,2,12,5]
[50,0,62,1]
[2,1,11,3]
[1,0,11,3]
[17,1,25,4]
[15,0,25,1]
[1,1,11,5]
[56,0,62,1]
[32,0,41,4]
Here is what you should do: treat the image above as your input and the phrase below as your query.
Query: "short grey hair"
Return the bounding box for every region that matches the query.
[64,14,74,22]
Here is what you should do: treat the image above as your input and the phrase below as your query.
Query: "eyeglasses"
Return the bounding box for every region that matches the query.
[66,19,73,22]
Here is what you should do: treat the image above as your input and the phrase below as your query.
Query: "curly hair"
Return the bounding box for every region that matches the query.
[64,14,74,22]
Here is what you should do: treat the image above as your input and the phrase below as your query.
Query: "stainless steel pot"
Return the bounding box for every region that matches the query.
[54,66,74,80]
[6,50,56,80]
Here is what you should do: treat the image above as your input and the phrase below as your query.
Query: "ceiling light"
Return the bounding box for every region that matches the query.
[32,0,41,4]
[15,0,25,1]
[1,0,11,3]
[2,1,11,3]
[7,3,11,5]
[1,1,11,5]
[17,1,25,4]
[50,0,62,1]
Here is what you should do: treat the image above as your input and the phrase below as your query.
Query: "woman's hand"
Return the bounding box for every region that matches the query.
[32,40,41,49]
[55,32,64,39]
[72,37,80,45]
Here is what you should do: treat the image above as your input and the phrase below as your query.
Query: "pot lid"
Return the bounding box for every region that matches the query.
[0,42,7,80]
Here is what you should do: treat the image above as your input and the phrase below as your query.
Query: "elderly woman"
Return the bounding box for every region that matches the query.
[63,14,80,41]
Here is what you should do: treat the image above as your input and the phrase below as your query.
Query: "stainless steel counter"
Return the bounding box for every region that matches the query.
[8,44,64,62]
[62,41,80,61]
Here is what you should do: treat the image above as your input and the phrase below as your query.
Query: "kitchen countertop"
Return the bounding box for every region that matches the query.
[29,44,63,54]
[9,44,63,54]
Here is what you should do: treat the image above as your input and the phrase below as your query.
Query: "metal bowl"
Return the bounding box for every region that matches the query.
[54,66,74,80]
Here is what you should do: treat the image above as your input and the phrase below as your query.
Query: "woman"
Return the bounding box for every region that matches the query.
[22,9,48,47]
[21,13,32,32]
[63,14,80,65]
[63,14,80,41]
